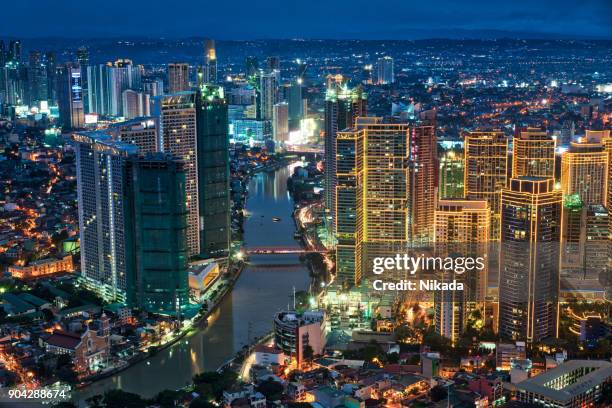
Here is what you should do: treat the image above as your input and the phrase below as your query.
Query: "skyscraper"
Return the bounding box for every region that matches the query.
[203,39,217,84]
[167,63,190,93]
[560,194,608,283]
[287,79,303,130]
[408,125,438,245]
[376,56,394,85]
[74,131,190,311]
[498,177,561,342]
[73,131,138,302]
[464,131,508,241]
[257,70,278,120]
[266,56,280,82]
[324,77,367,228]
[124,153,190,315]
[434,199,490,344]
[57,63,85,129]
[151,91,200,256]
[27,51,48,105]
[561,140,608,206]
[512,127,555,179]
[273,102,289,147]
[335,118,434,286]
[45,52,57,104]
[195,84,230,258]
[87,64,111,115]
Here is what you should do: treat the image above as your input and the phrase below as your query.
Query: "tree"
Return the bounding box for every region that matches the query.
[52,403,77,408]
[154,389,182,408]
[256,379,284,400]
[101,390,147,408]
[429,385,448,402]
[302,344,314,363]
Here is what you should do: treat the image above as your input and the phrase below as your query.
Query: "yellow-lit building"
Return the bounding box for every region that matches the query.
[433,199,490,344]
[560,140,608,206]
[512,127,555,179]
[464,131,508,240]
[498,177,562,342]
[335,117,436,286]
[8,255,74,279]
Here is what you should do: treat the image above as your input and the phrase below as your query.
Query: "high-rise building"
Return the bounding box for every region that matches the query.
[87,64,111,115]
[203,39,217,84]
[73,131,138,302]
[560,140,608,206]
[257,70,278,121]
[498,177,561,342]
[464,131,508,241]
[560,194,608,282]
[124,153,190,314]
[107,117,158,154]
[273,102,289,147]
[439,146,464,199]
[27,51,48,105]
[143,78,164,97]
[195,85,230,258]
[335,118,434,286]
[8,40,21,63]
[324,77,367,227]
[74,131,190,311]
[376,56,394,85]
[151,91,200,256]
[434,199,490,344]
[167,63,190,93]
[512,127,555,179]
[57,63,85,129]
[287,79,304,130]
[409,125,438,245]
[44,52,57,104]
[122,89,150,119]
[76,47,90,112]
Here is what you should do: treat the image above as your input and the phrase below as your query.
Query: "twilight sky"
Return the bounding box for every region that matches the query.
[3,0,611,39]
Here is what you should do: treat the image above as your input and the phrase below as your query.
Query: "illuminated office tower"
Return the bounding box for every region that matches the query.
[107,117,158,154]
[45,52,57,104]
[167,63,190,93]
[73,131,138,302]
[203,39,217,84]
[76,47,89,111]
[151,92,200,256]
[121,89,150,119]
[434,199,490,345]
[499,177,562,342]
[560,140,608,206]
[560,194,608,283]
[409,125,438,245]
[57,63,85,129]
[27,51,48,105]
[324,77,367,227]
[273,102,289,147]
[87,64,111,115]
[376,56,394,85]
[288,79,304,130]
[195,85,230,258]
[257,70,278,120]
[439,147,464,199]
[464,131,508,240]
[512,127,555,178]
[336,118,433,285]
[124,153,190,315]
[110,59,143,117]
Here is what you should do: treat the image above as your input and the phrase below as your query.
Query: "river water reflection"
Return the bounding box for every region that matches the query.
[75,162,309,402]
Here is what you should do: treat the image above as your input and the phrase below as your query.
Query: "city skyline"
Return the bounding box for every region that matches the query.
[1,0,611,40]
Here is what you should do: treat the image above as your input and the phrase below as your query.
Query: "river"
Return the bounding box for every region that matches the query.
[74,162,310,403]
